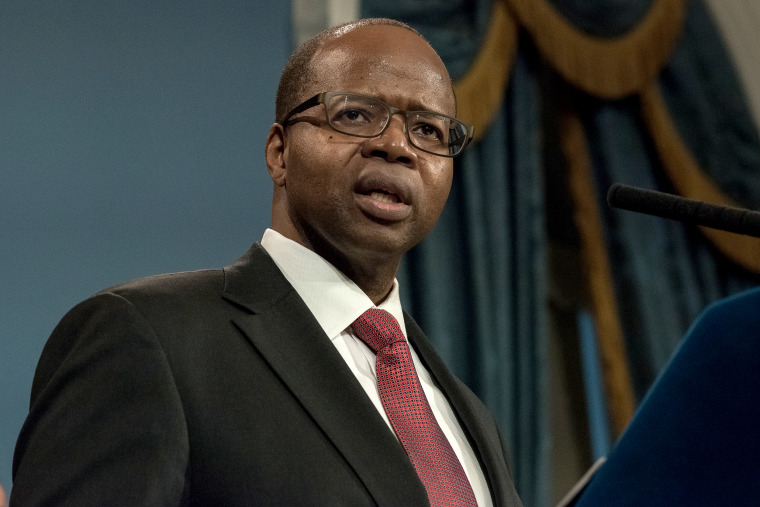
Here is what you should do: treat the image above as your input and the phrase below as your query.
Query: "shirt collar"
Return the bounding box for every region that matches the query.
[260,229,407,339]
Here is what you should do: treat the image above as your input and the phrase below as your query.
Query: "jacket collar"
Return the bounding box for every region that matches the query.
[220,243,513,505]
[221,243,430,505]
[221,243,292,314]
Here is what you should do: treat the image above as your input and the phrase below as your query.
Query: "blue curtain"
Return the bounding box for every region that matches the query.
[584,0,760,392]
[363,0,760,505]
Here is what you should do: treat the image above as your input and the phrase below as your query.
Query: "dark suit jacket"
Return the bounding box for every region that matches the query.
[12,244,522,506]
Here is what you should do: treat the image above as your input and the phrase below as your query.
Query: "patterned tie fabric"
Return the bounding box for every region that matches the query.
[351,308,478,506]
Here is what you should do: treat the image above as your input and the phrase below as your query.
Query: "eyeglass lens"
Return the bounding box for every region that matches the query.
[325,93,469,156]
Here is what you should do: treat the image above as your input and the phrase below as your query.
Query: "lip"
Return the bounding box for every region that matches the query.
[354,172,413,222]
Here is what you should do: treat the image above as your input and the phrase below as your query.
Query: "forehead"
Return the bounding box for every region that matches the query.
[307,25,455,114]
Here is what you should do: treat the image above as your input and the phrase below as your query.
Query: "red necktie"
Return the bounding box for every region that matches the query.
[351,308,478,506]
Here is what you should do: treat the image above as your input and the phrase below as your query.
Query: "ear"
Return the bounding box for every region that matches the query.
[265,123,287,187]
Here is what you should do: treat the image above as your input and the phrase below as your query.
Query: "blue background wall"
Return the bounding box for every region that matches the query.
[0,0,291,490]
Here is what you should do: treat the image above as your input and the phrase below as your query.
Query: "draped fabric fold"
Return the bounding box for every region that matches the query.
[559,108,636,437]
[641,83,760,272]
[508,0,686,98]
[362,0,760,504]
[453,0,518,141]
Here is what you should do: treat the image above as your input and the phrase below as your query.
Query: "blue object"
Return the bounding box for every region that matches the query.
[578,310,612,460]
[575,287,760,506]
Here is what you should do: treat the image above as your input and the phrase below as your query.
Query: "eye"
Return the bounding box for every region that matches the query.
[333,107,372,125]
[328,96,382,128]
[413,123,442,140]
[409,115,446,144]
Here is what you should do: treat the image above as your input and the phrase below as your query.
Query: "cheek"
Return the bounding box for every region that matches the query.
[286,143,351,212]
[288,139,331,185]
[426,166,453,209]
[417,167,453,231]
[288,132,352,179]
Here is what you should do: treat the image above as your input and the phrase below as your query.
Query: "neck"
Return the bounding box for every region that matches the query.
[311,238,401,305]
[270,204,403,304]
[334,258,399,305]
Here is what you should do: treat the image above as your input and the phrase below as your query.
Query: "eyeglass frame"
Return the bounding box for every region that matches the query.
[280,91,474,158]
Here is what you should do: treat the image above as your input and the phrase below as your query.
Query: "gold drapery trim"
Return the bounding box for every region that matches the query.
[561,109,636,437]
[453,0,689,134]
[453,0,518,141]
[507,0,686,99]
[640,83,760,273]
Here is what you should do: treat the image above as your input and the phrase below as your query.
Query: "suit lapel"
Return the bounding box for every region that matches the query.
[404,313,513,505]
[222,245,429,506]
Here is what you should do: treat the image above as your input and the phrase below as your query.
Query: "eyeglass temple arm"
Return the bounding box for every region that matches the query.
[281,94,323,126]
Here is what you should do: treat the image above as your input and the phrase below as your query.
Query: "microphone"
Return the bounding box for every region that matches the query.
[607,183,760,238]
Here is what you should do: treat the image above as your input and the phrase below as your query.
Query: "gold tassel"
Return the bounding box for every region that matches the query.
[561,109,637,438]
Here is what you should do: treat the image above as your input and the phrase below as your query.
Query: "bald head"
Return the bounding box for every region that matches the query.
[275,18,450,124]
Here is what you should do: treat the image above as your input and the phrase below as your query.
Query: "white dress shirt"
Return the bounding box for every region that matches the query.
[261,229,492,506]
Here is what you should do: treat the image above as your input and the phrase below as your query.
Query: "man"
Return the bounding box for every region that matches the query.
[12,19,522,506]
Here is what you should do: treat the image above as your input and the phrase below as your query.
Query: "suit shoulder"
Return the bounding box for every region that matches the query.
[43,269,225,352]
[98,268,224,304]
[71,268,230,335]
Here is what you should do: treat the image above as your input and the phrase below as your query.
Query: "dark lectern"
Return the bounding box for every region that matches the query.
[572,287,760,506]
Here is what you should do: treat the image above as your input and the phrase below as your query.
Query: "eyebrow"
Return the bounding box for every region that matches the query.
[406,95,456,116]
[385,96,449,115]
[409,102,441,113]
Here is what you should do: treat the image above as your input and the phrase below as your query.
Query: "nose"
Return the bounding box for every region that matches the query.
[361,115,418,166]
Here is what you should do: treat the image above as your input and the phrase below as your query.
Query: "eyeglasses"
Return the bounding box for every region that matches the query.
[281,91,474,157]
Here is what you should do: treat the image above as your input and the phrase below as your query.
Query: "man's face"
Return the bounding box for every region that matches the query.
[272,24,456,269]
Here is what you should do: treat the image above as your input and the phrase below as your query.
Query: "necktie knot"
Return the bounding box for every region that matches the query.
[351,308,405,353]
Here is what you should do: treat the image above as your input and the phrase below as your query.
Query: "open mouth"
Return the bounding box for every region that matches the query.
[368,190,401,204]
[355,181,412,222]
[353,172,413,221]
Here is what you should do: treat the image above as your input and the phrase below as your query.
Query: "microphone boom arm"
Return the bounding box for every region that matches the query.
[607,183,760,238]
